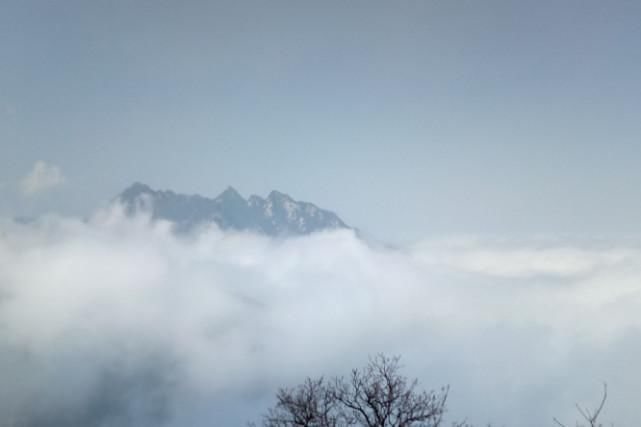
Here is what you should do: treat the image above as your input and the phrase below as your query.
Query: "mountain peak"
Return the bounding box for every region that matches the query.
[267,190,293,201]
[216,186,245,203]
[120,182,155,199]
[116,183,350,236]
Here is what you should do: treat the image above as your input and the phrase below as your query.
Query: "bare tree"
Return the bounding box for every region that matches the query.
[332,355,448,427]
[553,383,609,427]
[260,360,611,427]
[260,355,449,427]
[264,377,342,427]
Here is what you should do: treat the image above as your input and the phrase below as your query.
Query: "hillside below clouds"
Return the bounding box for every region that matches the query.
[116,183,351,236]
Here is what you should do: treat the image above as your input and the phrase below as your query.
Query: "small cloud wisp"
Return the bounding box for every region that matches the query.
[19,161,65,196]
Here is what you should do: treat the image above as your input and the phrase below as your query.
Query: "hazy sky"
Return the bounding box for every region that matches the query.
[3,4,641,425]
[2,0,641,241]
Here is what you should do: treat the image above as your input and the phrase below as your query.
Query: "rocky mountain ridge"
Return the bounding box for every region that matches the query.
[116,183,350,236]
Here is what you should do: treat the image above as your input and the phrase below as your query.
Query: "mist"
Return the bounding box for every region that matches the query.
[2,207,641,426]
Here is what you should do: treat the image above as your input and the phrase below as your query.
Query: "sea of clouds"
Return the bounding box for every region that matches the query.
[1,206,640,426]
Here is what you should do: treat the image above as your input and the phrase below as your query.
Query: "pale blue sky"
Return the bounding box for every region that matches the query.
[2,0,641,241]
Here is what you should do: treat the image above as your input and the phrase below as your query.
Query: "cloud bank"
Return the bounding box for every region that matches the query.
[1,208,641,426]
[20,161,65,196]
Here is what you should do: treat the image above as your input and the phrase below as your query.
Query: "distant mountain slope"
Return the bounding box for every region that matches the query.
[116,183,350,236]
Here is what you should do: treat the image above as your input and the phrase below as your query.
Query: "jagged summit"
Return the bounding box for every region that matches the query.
[217,186,243,200]
[120,182,154,199]
[267,190,291,200]
[115,183,350,236]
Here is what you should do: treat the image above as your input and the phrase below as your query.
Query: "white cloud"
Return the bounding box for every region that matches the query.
[0,210,639,426]
[19,161,65,196]
[412,239,637,279]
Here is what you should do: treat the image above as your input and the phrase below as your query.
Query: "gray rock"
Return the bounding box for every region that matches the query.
[116,183,350,236]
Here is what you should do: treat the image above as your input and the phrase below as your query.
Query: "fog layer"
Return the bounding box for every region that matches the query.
[1,208,639,426]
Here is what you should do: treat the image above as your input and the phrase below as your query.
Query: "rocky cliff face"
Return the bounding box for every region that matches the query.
[116,183,350,236]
